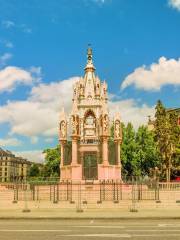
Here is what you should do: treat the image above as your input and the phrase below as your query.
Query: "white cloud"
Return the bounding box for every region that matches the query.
[0,66,41,93]
[0,138,22,147]
[20,24,32,34]
[2,20,15,28]
[0,76,154,142]
[121,57,180,91]
[31,136,39,144]
[4,41,13,48]
[45,138,54,143]
[109,99,155,130]
[168,0,180,11]
[1,20,32,34]
[0,77,78,138]
[93,0,108,3]
[0,40,14,48]
[0,53,12,66]
[15,150,45,163]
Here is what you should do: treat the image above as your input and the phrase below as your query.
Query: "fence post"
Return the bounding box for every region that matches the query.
[12,183,18,203]
[97,181,102,204]
[32,185,35,201]
[53,184,58,204]
[50,184,52,201]
[76,182,83,212]
[36,185,39,201]
[130,177,138,212]
[113,182,119,203]
[69,181,75,204]
[57,184,59,202]
[155,180,160,201]
[120,182,122,200]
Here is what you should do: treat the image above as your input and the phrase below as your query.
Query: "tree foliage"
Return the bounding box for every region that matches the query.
[121,123,159,178]
[42,145,60,177]
[29,163,40,177]
[154,100,180,181]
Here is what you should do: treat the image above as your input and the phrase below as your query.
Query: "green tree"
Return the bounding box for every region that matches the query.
[121,122,138,178]
[154,100,180,181]
[168,111,180,179]
[135,125,159,176]
[29,164,40,177]
[42,145,60,177]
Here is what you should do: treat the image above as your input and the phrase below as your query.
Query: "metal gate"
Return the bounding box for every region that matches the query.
[83,152,97,180]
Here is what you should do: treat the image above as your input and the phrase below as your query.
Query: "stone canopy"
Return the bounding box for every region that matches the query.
[59,47,122,182]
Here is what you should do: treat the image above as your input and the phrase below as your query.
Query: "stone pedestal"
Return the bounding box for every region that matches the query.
[98,164,121,180]
[61,165,82,181]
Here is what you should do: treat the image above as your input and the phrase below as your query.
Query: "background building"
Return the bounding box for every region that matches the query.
[148,107,180,131]
[0,148,32,182]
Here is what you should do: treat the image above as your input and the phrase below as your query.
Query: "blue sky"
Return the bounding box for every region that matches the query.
[0,0,179,162]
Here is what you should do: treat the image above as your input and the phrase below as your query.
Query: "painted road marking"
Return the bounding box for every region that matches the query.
[158,223,180,227]
[61,234,131,238]
[71,225,125,228]
[133,234,180,237]
[0,230,71,232]
[127,229,180,232]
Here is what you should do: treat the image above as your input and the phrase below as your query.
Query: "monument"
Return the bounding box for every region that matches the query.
[59,46,122,181]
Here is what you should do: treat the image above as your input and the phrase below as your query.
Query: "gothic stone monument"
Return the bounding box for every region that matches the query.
[59,47,122,181]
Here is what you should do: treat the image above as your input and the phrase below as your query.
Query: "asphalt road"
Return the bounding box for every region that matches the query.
[0,219,180,240]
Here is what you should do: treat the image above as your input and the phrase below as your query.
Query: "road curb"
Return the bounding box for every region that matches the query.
[0,216,180,220]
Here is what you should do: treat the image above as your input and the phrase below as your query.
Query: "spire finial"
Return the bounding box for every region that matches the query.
[87,44,93,64]
[84,44,95,72]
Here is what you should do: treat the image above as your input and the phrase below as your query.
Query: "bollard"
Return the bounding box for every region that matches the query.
[130,178,138,212]
[22,183,31,213]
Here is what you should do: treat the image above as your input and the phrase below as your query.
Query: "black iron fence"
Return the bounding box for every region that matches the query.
[1,180,161,203]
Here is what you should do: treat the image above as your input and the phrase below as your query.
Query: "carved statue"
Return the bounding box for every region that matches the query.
[71,115,79,135]
[103,83,107,98]
[103,115,109,133]
[60,121,66,138]
[114,120,120,138]
[96,83,100,95]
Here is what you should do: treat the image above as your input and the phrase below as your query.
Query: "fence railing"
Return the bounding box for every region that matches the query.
[0,181,160,203]
[159,182,180,190]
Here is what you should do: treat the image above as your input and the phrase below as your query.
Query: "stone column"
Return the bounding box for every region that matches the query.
[102,137,108,165]
[60,141,65,167]
[72,137,78,165]
[115,140,121,166]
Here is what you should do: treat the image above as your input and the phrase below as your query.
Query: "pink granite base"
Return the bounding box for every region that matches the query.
[98,164,121,181]
[61,164,121,182]
[60,164,82,181]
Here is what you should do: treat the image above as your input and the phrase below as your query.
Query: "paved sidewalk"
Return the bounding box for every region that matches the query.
[0,208,180,220]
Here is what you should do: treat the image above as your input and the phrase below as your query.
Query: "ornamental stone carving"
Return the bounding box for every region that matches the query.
[60,120,66,139]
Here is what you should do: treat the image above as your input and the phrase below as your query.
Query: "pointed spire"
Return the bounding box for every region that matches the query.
[59,107,66,121]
